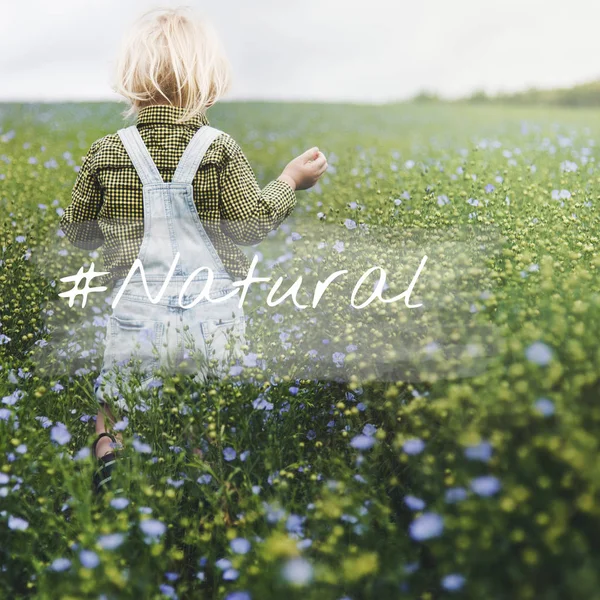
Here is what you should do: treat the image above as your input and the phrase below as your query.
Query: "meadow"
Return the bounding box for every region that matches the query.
[1,100,600,599]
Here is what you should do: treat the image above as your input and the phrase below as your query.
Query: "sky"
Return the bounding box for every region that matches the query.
[2,0,600,103]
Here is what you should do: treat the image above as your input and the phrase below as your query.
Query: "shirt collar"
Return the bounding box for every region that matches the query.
[136,104,210,128]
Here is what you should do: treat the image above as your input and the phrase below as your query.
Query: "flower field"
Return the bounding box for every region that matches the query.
[2,100,600,599]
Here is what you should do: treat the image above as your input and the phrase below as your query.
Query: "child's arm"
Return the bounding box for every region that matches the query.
[219,142,327,245]
[60,140,105,250]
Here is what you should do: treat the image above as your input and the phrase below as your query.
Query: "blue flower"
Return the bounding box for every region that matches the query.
[230,538,251,554]
[110,498,129,510]
[225,592,251,600]
[362,423,377,437]
[8,515,29,531]
[140,519,166,538]
[197,474,212,485]
[97,533,125,550]
[470,475,501,497]
[223,568,239,581]
[404,495,426,510]
[79,550,100,569]
[159,584,177,598]
[534,397,555,417]
[223,447,237,461]
[464,441,492,462]
[350,435,375,450]
[525,342,553,366]
[442,573,466,591]
[50,422,71,445]
[409,513,444,541]
[50,558,71,572]
[344,218,357,230]
[282,557,313,586]
[403,438,425,455]
[132,438,152,453]
[445,487,467,503]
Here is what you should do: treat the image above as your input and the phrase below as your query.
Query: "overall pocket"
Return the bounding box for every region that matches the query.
[105,315,165,377]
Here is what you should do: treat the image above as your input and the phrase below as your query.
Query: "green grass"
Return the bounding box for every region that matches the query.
[1,101,600,599]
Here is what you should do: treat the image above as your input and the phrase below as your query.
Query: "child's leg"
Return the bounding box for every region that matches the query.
[95,401,124,459]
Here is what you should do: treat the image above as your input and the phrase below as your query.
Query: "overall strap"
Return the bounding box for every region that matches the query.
[116,126,164,186]
[171,126,224,185]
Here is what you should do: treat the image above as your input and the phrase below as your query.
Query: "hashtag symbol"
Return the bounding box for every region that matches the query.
[58,263,109,308]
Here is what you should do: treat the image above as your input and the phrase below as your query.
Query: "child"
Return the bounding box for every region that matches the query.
[60,6,328,494]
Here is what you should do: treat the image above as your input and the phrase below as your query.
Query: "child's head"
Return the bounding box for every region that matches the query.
[113,6,231,123]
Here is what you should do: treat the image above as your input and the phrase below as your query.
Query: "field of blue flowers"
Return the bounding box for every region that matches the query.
[2,101,600,599]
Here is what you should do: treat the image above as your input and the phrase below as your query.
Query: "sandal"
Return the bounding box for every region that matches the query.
[91,432,124,495]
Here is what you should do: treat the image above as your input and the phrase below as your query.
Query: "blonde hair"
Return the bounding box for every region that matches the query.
[112,6,231,123]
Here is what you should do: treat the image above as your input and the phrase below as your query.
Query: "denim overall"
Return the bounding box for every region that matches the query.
[95,124,246,413]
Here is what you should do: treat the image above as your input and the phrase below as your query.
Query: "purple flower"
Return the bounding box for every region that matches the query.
[409,512,444,541]
[464,441,492,462]
[282,557,313,585]
[79,550,100,569]
[197,474,212,484]
[140,519,166,538]
[50,422,71,445]
[50,558,71,572]
[350,435,375,450]
[159,584,177,598]
[525,342,553,366]
[110,498,130,510]
[362,423,377,437]
[223,568,239,581]
[534,397,555,417]
[8,515,29,531]
[470,475,501,497]
[344,218,357,230]
[225,593,251,600]
[97,533,124,550]
[445,487,467,503]
[403,438,425,455]
[442,574,466,591]
[404,495,426,511]
[223,447,236,462]
[230,538,251,554]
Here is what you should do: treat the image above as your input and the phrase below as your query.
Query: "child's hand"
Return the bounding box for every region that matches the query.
[278,147,328,191]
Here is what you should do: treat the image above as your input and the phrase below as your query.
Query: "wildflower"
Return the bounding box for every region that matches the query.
[110,498,130,510]
[132,438,152,453]
[442,574,466,591]
[50,422,71,445]
[525,341,553,366]
[97,533,125,550]
[282,557,313,586]
[404,495,426,510]
[470,475,501,497]
[344,218,357,230]
[445,487,467,503]
[79,550,100,569]
[225,593,251,600]
[350,435,375,450]
[50,558,71,572]
[403,438,425,455]
[140,519,166,539]
[534,397,555,417]
[223,568,239,581]
[8,515,29,531]
[409,513,444,541]
[223,447,236,461]
[464,441,492,462]
[230,538,251,554]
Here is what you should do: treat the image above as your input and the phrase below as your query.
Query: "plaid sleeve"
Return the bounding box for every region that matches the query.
[218,142,296,245]
[60,139,105,249]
